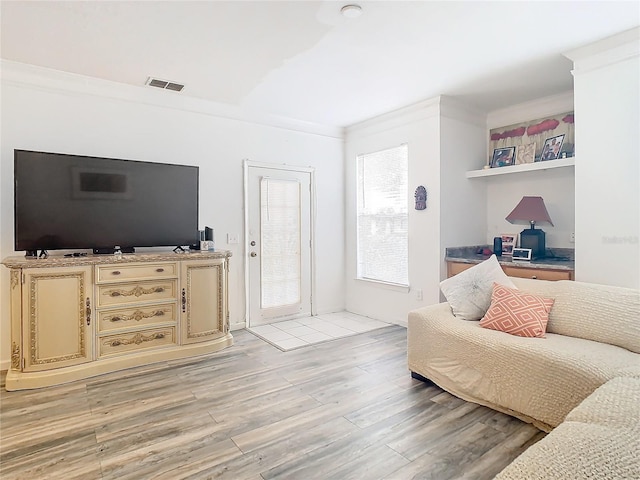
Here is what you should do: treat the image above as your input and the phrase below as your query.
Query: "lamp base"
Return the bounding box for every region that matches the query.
[520,228,546,259]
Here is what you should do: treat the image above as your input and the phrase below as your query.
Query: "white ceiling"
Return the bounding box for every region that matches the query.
[1,1,639,128]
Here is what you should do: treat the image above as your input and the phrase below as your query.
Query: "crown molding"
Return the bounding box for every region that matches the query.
[486,91,574,129]
[345,95,485,140]
[0,60,344,139]
[564,27,640,74]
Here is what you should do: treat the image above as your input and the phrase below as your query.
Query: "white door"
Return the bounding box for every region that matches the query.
[245,163,313,327]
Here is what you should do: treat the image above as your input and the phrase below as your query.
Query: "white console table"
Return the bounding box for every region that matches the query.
[2,251,233,390]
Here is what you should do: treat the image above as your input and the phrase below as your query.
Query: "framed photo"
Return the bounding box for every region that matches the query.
[491,147,516,168]
[539,134,565,161]
[501,233,517,256]
[516,142,536,165]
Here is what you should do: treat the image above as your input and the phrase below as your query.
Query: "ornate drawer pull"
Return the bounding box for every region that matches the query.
[106,309,167,323]
[86,297,91,326]
[182,288,186,313]
[156,268,165,273]
[103,331,167,347]
[112,271,121,275]
[107,285,166,297]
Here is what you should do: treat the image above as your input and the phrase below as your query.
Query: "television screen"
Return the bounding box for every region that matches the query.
[14,150,199,252]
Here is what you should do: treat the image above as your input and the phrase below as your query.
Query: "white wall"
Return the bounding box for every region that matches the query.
[439,100,487,273]
[485,92,576,249]
[0,61,346,367]
[485,169,575,249]
[344,97,486,324]
[566,28,640,288]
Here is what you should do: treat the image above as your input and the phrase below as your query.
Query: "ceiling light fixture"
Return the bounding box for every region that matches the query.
[341,4,362,18]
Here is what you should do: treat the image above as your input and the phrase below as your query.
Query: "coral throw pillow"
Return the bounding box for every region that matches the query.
[480,283,555,338]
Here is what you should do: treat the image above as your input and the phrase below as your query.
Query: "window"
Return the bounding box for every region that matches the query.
[356,144,408,286]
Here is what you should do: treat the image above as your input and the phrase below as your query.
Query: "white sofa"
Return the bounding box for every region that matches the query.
[408,277,640,431]
[407,278,640,480]
[495,376,640,479]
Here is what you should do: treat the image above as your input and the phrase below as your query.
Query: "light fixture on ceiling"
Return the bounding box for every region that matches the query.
[341,4,362,18]
[145,77,185,92]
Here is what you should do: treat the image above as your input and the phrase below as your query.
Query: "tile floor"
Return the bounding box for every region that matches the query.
[247,311,391,351]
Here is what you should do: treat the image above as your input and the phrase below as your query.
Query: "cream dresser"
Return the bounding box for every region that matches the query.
[2,251,232,390]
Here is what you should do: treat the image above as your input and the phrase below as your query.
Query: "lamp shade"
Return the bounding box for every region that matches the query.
[505,196,554,226]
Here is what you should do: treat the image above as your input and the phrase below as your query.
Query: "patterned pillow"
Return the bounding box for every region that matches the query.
[480,283,555,338]
[440,255,516,320]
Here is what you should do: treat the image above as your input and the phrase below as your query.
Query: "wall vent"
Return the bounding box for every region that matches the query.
[145,77,185,92]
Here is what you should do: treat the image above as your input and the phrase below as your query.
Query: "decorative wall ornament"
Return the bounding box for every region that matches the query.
[414,186,427,210]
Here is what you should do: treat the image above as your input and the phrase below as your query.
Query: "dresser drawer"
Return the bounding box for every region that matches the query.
[502,266,572,281]
[96,279,178,307]
[98,303,178,333]
[96,262,178,283]
[98,326,177,357]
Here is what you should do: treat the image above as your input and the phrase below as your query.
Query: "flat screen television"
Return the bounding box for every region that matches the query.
[14,150,199,255]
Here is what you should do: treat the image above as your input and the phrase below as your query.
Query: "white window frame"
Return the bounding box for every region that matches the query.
[356,144,409,287]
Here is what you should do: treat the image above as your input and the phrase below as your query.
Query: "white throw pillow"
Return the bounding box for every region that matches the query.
[440,254,516,320]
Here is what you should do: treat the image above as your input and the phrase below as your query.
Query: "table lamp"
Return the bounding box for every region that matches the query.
[505,196,553,259]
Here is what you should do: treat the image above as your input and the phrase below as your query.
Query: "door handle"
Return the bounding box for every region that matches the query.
[250,252,257,257]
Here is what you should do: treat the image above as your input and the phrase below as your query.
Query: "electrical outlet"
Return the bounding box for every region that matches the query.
[569,232,575,243]
[227,233,239,244]
[415,288,423,301]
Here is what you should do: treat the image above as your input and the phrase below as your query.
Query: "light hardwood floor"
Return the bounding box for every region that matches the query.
[0,326,545,480]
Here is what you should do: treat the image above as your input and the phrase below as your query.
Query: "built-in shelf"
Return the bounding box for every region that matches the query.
[466,157,575,178]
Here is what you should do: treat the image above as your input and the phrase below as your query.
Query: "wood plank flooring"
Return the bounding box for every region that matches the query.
[0,326,545,480]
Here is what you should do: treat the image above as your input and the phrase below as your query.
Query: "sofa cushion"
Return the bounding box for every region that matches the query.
[479,283,554,338]
[440,255,516,321]
[495,377,640,480]
[511,278,640,353]
[565,376,640,428]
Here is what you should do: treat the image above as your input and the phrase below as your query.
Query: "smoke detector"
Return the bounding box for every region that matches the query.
[145,77,185,92]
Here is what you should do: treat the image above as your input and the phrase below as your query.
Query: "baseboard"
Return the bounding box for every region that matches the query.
[230,321,246,331]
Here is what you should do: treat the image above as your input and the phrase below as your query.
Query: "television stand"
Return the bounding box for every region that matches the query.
[2,250,233,390]
[173,246,186,253]
[38,250,48,258]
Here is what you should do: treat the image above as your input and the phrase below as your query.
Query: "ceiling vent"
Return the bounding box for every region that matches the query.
[145,77,185,92]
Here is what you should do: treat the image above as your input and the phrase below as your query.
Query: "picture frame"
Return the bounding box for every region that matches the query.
[515,142,536,165]
[490,147,516,168]
[512,247,533,261]
[539,134,565,161]
[501,233,517,256]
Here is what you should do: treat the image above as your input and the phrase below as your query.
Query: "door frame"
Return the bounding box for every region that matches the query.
[243,160,317,327]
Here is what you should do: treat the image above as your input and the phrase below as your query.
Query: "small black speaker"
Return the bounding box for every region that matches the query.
[493,237,502,256]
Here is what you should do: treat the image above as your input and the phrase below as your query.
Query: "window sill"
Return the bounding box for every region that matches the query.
[355,277,410,293]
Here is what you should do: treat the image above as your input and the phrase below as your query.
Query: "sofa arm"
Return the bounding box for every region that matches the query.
[407,302,454,371]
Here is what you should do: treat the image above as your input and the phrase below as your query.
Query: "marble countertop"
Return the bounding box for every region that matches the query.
[445,246,574,271]
[2,250,232,269]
